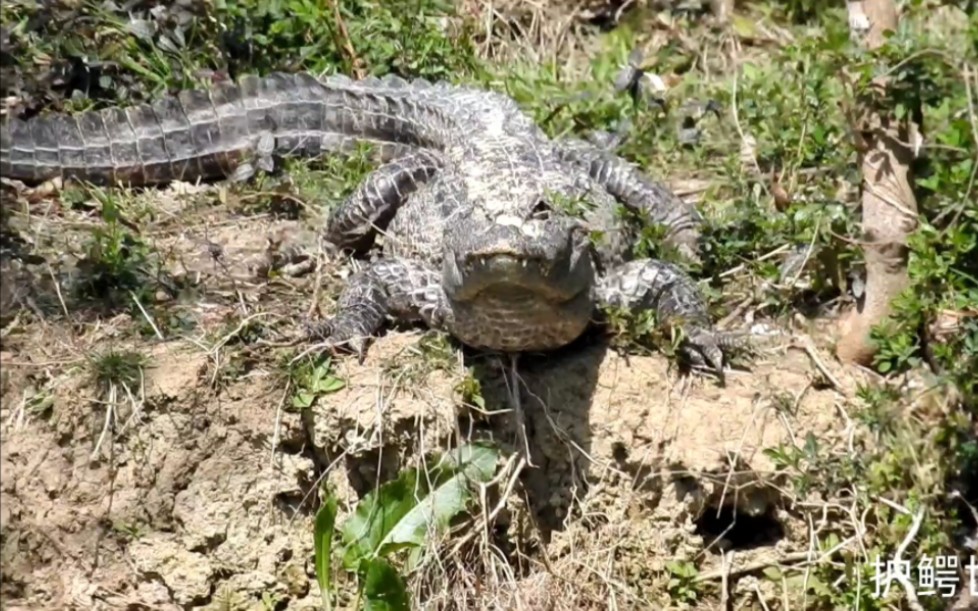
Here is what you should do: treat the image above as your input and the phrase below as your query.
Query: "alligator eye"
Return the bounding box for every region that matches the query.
[530,199,552,221]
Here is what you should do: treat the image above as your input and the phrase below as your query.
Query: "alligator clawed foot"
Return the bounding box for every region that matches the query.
[680,327,728,382]
[680,328,755,383]
[302,318,371,364]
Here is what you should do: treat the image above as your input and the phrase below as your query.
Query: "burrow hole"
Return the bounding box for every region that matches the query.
[694,504,786,553]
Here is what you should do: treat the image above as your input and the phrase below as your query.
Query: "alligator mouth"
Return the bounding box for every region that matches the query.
[450,252,586,302]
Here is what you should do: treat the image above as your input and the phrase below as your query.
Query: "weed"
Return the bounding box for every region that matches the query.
[85,348,150,461]
[315,443,501,610]
[89,349,147,392]
[665,559,701,605]
[111,520,147,540]
[72,188,156,308]
[453,368,486,411]
[289,356,346,410]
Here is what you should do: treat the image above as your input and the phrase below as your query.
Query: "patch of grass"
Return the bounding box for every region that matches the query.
[72,188,157,306]
[88,348,148,392]
[221,143,380,222]
[665,559,701,605]
[761,375,971,610]
[85,347,151,460]
[453,366,486,412]
[1,0,478,115]
[110,519,148,541]
[315,442,501,610]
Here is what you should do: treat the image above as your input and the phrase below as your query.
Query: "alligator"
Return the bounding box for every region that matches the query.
[0,71,740,373]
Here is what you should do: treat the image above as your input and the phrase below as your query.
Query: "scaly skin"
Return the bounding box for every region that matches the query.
[0,71,737,373]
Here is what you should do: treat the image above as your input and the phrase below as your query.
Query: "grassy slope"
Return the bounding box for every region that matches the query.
[1,0,976,608]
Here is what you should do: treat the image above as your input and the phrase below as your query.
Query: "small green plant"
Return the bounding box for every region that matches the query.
[260,590,285,611]
[600,304,692,367]
[86,348,150,460]
[314,442,501,610]
[290,357,347,410]
[379,331,457,384]
[315,493,338,610]
[453,368,486,411]
[89,349,148,392]
[23,391,54,419]
[665,559,700,604]
[73,187,156,309]
[111,520,147,540]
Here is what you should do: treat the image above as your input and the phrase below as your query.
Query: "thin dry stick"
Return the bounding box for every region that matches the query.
[503,354,535,468]
[753,581,772,611]
[720,550,733,610]
[6,389,27,429]
[130,291,164,340]
[91,383,117,461]
[328,0,364,79]
[731,69,768,194]
[889,509,927,611]
[801,507,822,610]
[47,264,70,319]
[118,370,146,434]
[268,378,291,471]
[792,335,849,396]
[716,243,793,280]
[712,395,775,536]
[450,452,524,554]
[695,550,815,583]
[782,218,821,290]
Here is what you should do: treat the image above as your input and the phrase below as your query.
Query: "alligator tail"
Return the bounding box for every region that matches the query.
[0,71,453,187]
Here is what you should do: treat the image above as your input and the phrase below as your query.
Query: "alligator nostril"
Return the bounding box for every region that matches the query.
[530,199,552,221]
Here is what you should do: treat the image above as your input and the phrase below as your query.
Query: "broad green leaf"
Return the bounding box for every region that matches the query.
[432,442,499,483]
[341,470,427,569]
[292,359,346,408]
[292,392,315,409]
[314,492,338,610]
[340,443,500,569]
[362,558,409,611]
[314,375,346,393]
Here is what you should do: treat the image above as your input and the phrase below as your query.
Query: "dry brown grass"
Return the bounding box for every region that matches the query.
[460,0,622,71]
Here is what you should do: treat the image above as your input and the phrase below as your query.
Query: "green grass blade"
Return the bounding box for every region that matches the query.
[314,492,339,610]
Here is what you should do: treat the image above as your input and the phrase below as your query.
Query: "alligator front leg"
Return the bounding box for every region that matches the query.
[557,138,703,260]
[597,258,732,377]
[263,151,444,277]
[305,257,453,362]
[323,149,445,254]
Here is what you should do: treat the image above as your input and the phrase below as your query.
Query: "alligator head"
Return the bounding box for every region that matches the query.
[441,194,596,353]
